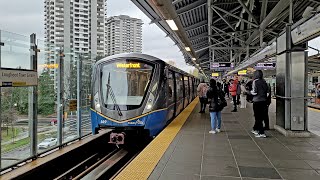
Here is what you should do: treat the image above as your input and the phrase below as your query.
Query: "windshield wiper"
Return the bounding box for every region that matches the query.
[106,73,123,116]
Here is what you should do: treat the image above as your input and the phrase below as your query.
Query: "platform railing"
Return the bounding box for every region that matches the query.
[0,30,100,172]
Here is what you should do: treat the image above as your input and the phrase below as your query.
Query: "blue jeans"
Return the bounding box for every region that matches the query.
[210,111,222,130]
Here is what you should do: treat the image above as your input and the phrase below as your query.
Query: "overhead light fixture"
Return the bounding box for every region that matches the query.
[185,47,191,51]
[166,20,178,31]
[192,58,196,61]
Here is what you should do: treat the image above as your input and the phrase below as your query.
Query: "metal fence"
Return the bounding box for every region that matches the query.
[0,30,97,171]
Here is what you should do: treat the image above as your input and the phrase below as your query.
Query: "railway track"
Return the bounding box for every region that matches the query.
[53,145,144,180]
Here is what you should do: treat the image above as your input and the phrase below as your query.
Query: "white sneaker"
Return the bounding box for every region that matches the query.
[209,130,216,134]
[216,129,221,133]
[255,134,267,138]
[251,130,258,135]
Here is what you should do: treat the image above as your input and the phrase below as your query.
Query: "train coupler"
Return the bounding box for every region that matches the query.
[109,132,125,145]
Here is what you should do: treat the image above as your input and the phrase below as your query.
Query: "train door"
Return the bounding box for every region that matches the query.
[175,73,184,114]
[183,75,189,107]
[166,70,176,122]
[189,77,193,101]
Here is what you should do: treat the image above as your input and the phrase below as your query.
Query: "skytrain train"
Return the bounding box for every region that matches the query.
[90,53,199,144]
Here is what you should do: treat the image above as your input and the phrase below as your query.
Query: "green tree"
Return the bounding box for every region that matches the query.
[38,71,55,115]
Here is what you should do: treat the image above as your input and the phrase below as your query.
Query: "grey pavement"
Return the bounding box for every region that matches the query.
[149,102,320,180]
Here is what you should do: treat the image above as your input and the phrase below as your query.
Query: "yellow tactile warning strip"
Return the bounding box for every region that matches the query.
[114,98,199,180]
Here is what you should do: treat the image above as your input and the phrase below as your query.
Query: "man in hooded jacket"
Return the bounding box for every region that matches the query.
[250,70,269,138]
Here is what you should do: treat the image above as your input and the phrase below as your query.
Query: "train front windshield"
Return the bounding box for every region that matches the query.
[101,60,154,110]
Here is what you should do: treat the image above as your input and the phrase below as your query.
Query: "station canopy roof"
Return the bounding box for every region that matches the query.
[131,0,320,76]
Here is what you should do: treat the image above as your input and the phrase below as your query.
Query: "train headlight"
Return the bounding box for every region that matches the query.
[146,104,152,110]
[143,93,155,114]
[94,92,102,113]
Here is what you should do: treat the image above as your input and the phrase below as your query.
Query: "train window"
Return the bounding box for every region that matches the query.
[175,73,184,100]
[184,76,189,97]
[168,71,174,104]
[101,60,154,110]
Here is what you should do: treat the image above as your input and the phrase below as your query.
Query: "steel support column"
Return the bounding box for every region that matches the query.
[57,48,64,146]
[77,55,82,138]
[29,34,38,157]
[0,30,2,169]
[276,25,308,134]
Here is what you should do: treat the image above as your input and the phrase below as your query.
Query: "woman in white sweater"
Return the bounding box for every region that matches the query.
[240,80,247,108]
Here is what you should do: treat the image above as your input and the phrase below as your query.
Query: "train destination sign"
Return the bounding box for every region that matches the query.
[210,62,234,70]
[0,69,38,87]
[116,63,141,68]
[255,63,276,70]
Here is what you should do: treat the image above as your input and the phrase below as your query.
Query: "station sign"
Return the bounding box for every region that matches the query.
[255,63,276,70]
[210,62,234,70]
[238,70,247,75]
[212,73,219,77]
[291,13,320,45]
[0,69,38,87]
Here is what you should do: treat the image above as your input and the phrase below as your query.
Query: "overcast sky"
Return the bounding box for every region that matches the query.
[0,0,319,70]
[0,0,193,72]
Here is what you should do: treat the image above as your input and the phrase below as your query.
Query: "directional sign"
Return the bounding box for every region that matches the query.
[0,69,38,87]
[210,62,234,70]
[69,99,77,111]
[255,63,276,70]
[292,13,320,45]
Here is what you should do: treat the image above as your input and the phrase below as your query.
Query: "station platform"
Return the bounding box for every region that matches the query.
[116,98,320,180]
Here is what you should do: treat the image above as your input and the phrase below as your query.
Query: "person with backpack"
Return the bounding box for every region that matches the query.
[250,70,269,138]
[207,79,227,134]
[229,79,238,112]
[197,79,208,113]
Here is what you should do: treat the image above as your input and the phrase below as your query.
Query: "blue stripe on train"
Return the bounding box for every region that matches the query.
[90,109,168,137]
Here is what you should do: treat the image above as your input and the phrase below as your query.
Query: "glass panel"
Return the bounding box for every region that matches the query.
[80,56,93,136]
[36,40,58,153]
[101,60,153,110]
[1,87,31,168]
[0,30,31,70]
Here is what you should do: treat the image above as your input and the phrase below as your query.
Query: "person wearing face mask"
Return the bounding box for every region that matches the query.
[229,79,238,112]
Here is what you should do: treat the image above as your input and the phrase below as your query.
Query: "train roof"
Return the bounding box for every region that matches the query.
[95,53,198,79]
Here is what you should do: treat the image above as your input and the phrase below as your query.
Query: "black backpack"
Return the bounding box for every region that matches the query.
[245,80,253,103]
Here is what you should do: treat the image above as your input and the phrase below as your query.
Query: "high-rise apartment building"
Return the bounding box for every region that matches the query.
[44,0,106,71]
[44,0,106,95]
[105,15,143,56]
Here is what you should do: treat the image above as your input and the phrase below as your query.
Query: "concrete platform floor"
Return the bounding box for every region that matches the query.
[149,102,320,180]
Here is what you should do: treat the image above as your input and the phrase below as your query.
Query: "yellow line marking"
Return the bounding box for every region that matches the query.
[114,98,199,180]
[309,107,320,113]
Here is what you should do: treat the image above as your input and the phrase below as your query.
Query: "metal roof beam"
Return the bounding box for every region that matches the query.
[237,0,259,24]
[176,0,207,14]
[245,0,290,45]
[189,32,208,41]
[211,6,236,31]
[211,26,245,43]
[184,20,207,31]
[211,5,259,28]
[260,0,268,22]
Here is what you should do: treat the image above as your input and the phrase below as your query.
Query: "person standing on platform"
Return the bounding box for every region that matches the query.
[236,81,241,105]
[207,79,227,134]
[264,83,272,130]
[222,79,230,99]
[250,70,269,138]
[229,79,238,112]
[240,80,247,108]
[197,79,208,113]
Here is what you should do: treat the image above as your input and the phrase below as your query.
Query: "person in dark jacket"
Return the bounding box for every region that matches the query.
[250,70,269,138]
[207,79,226,134]
[236,82,241,105]
[222,79,229,98]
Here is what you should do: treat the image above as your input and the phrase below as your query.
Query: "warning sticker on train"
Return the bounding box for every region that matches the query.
[0,69,38,87]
